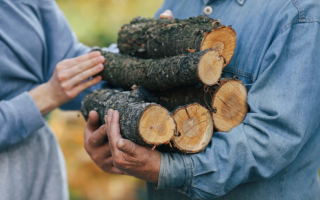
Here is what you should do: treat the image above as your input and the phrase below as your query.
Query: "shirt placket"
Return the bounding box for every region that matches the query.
[202,0,214,16]
[202,0,245,16]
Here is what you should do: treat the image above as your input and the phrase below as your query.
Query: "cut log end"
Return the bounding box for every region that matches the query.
[212,79,248,132]
[172,103,214,153]
[139,105,176,145]
[201,26,237,66]
[211,42,224,54]
[198,50,224,86]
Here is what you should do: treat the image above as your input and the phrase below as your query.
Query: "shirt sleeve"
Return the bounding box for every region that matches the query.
[0,92,45,152]
[157,22,320,199]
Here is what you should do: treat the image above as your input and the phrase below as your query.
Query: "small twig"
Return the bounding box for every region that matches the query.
[211,19,221,28]
[212,106,217,113]
[151,145,157,151]
[233,75,239,81]
[174,130,181,137]
[131,84,138,95]
[77,111,82,118]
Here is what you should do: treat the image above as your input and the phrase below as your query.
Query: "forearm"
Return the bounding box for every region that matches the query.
[157,22,320,199]
[0,92,45,151]
[29,83,58,115]
[158,121,310,199]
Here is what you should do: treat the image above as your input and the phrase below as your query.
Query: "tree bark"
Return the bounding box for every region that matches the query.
[81,89,176,146]
[117,15,235,60]
[152,84,219,111]
[211,79,248,132]
[93,47,224,91]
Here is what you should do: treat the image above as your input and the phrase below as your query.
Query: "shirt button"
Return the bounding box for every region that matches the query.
[204,6,213,15]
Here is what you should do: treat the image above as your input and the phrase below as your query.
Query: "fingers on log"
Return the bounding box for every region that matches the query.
[81,89,176,146]
[81,15,246,154]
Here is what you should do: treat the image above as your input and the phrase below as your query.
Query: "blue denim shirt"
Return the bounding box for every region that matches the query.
[151,0,320,199]
[0,0,118,151]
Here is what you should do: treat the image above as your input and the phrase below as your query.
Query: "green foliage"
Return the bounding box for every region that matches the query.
[57,0,164,47]
[69,187,86,200]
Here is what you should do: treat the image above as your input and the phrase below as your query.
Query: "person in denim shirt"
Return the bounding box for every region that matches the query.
[84,0,320,199]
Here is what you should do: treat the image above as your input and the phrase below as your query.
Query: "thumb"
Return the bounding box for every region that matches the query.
[85,110,100,140]
[160,10,174,19]
[87,110,100,131]
[116,139,138,157]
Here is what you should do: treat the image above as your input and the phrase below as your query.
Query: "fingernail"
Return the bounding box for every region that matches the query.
[97,56,104,62]
[96,63,103,70]
[160,12,173,19]
[92,51,101,56]
[117,139,125,149]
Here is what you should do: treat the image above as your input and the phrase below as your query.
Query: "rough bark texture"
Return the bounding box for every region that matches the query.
[122,85,218,112]
[93,47,223,91]
[152,84,218,111]
[81,89,175,146]
[117,15,221,58]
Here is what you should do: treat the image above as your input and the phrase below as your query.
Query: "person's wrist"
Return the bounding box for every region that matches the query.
[147,150,161,183]
[29,83,57,115]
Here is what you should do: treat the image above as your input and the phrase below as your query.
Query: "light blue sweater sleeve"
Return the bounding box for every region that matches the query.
[0,93,45,151]
[157,21,320,199]
[0,0,111,150]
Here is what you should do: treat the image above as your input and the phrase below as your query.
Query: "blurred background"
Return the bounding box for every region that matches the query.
[57,0,164,47]
[50,0,163,200]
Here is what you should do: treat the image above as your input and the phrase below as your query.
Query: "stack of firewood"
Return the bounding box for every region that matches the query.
[81,16,248,153]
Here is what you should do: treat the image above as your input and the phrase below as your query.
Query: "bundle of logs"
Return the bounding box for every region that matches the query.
[81,16,248,153]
